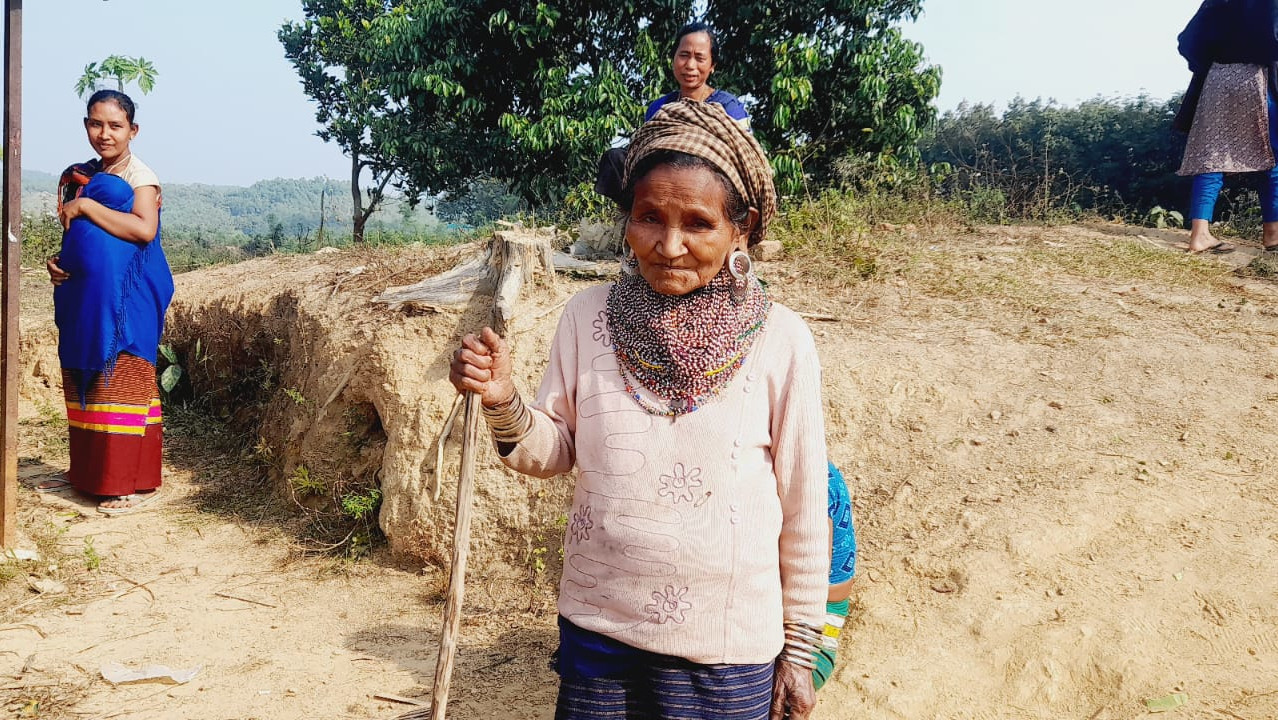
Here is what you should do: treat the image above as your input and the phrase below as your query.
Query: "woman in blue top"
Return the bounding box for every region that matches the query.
[595,22,750,202]
[1175,0,1278,253]
[645,22,750,131]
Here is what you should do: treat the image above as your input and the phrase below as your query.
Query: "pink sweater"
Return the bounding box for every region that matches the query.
[502,284,829,664]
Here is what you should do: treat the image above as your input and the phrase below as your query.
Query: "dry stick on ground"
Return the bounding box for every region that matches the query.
[213,591,278,608]
[375,693,427,707]
[0,623,45,638]
[796,311,839,322]
[108,569,173,603]
[74,628,162,656]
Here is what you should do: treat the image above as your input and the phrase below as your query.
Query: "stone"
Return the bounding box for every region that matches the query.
[751,240,784,261]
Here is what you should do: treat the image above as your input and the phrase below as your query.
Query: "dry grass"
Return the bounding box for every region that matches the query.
[1031,236,1239,289]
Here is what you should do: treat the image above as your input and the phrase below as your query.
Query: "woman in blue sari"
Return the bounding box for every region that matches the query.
[43,90,174,515]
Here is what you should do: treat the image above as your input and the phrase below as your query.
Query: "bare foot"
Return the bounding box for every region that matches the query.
[1263,221,1278,250]
[1187,219,1220,253]
[35,475,72,493]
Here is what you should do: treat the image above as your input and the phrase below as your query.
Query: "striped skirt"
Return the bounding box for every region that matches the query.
[554,618,774,720]
[63,353,163,497]
[556,661,774,720]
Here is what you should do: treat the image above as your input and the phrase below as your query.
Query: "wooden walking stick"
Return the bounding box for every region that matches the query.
[425,390,483,720]
[393,229,556,720]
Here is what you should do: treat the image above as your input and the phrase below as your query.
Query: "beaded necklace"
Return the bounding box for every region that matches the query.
[606,265,770,417]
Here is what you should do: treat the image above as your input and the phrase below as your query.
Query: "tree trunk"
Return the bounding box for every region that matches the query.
[351,154,365,245]
[317,184,327,247]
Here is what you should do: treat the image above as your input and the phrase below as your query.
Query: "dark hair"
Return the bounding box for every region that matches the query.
[672,22,719,65]
[620,150,751,237]
[86,89,137,125]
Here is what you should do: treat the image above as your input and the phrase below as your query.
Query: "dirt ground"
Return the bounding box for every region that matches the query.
[4,223,1278,720]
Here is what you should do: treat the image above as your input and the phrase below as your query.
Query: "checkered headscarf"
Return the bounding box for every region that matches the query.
[624,99,777,246]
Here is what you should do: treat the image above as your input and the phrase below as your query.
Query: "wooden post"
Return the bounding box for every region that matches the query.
[1,0,23,550]
[426,391,482,720]
[491,230,554,336]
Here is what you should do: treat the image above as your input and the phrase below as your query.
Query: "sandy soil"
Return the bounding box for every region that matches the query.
[4,223,1278,720]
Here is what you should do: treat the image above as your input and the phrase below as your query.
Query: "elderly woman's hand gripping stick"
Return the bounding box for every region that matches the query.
[772,658,818,720]
[449,327,516,406]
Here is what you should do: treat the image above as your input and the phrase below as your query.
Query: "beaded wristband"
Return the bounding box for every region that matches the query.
[481,391,534,444]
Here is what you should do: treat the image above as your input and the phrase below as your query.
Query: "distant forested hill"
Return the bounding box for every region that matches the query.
[20,171,439,240]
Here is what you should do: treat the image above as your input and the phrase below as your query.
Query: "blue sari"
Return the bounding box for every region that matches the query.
[53,172,174,404]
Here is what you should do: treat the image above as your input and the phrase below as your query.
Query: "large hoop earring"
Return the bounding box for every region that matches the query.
[727,249,753,304]
[620,248,638,276]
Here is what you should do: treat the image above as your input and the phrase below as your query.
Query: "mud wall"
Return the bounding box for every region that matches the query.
[163,247,578,570]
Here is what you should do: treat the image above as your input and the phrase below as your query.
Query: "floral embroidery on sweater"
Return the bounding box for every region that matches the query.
[658,463,702,504]
[569,505,594,543]
[591,310,611,347]
[645,585,693,624]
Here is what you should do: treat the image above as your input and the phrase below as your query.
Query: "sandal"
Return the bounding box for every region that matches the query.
[97,490,161,516]
[33,475,72,493]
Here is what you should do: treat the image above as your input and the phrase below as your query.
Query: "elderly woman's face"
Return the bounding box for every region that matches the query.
[626,164,748,296]
[673,32,714,95]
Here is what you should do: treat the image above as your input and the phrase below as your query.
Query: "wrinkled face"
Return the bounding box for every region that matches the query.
[83,101,137,164]
[626,164,748,296]
[673,32,715,95]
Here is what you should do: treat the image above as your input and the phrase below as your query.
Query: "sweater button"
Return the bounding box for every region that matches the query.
[747,373,757,381]
[730,515,740,524]
[733,438,742,447]
[743,385,752,394]
[730,449,740,459]
[730,503,739,512]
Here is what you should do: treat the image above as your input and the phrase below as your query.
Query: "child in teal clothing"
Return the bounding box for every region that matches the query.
[815,462,857,689]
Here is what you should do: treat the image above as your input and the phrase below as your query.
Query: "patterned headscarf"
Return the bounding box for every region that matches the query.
[624,99,777,246]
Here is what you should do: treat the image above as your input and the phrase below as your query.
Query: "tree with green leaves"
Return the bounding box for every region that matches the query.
[74,55,158,98]
[705,0,940,192]
[922,95,1190,223]
[282,0,939,209]
[279,1,401,244]
[355,0,683,206]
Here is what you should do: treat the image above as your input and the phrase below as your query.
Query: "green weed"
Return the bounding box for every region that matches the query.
[340,488,381,521]
[82,537,102,571]
[289,465,325,496]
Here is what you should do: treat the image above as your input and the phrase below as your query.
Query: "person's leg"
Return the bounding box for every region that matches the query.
[1264,95,1278,248]
[1188,173,1225,251]
[811,598,850,690]
[1262,175,1278,249]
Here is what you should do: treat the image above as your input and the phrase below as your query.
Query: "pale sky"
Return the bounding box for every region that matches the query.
[902,0,1204,112]
[10,0,1206,186]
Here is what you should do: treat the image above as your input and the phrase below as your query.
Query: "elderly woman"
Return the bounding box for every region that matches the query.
[450,100,829,719]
